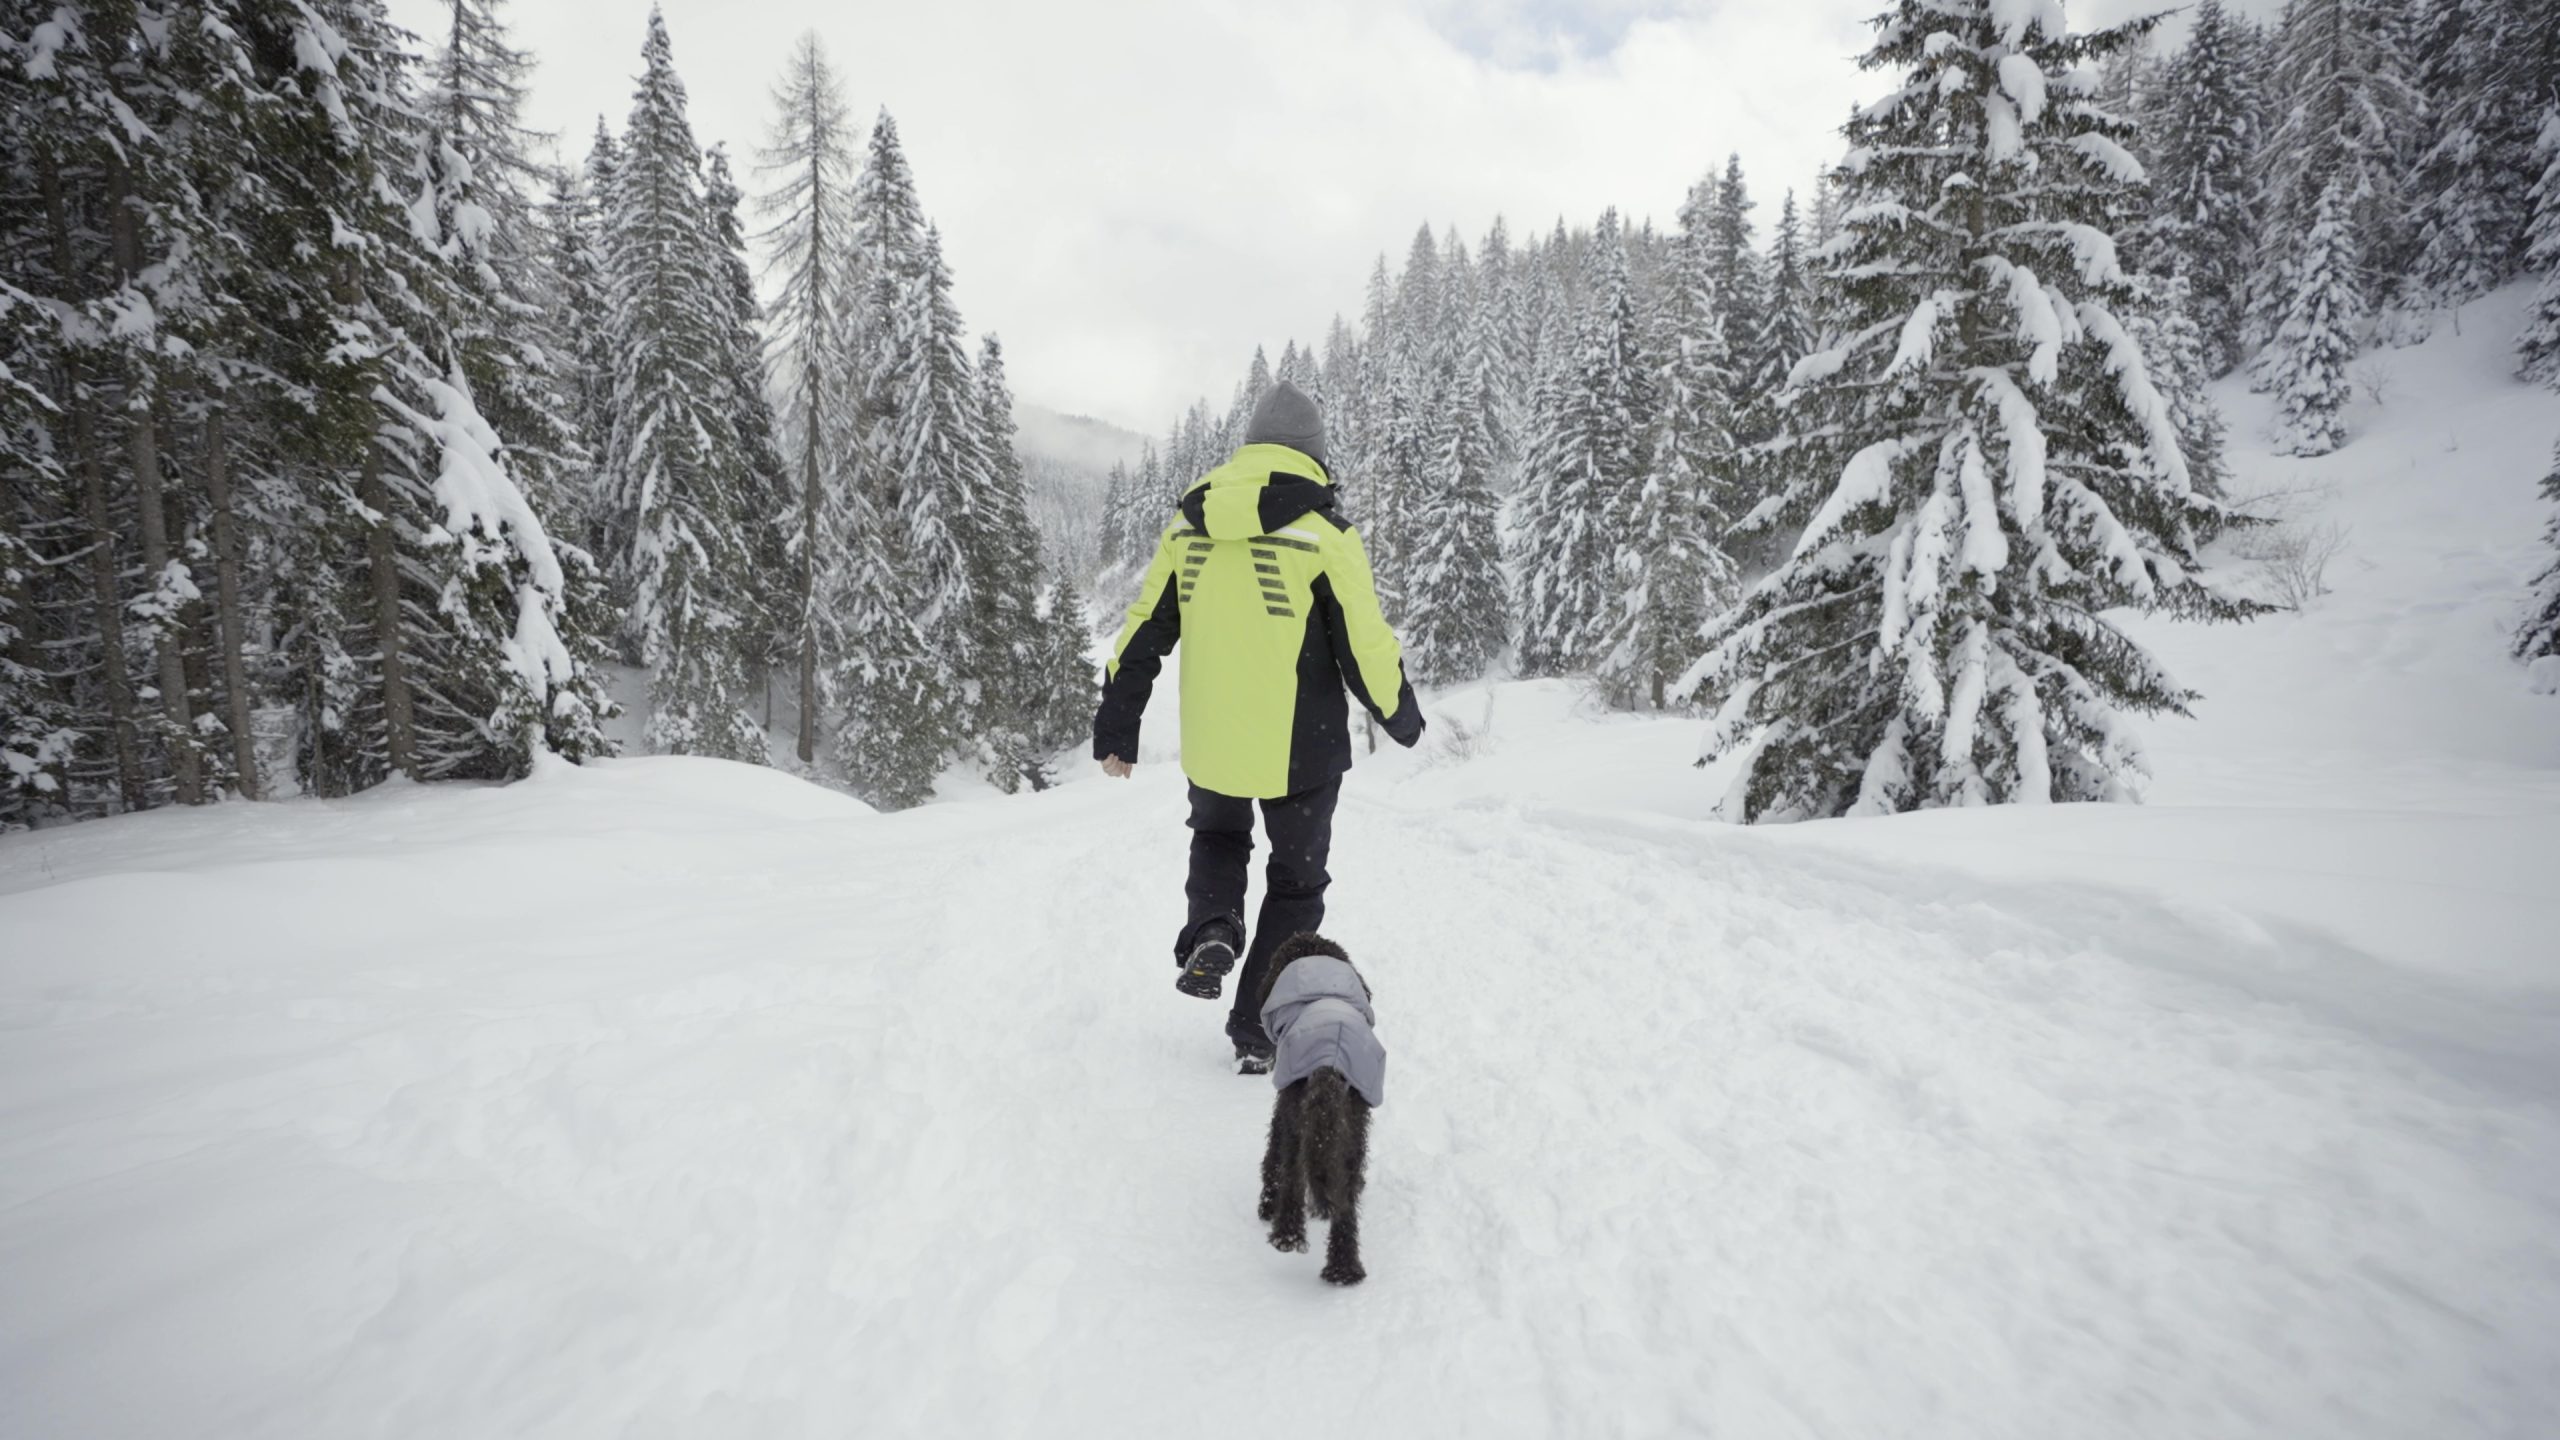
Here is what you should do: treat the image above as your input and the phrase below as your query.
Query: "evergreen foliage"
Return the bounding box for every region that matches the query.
[2520,107,2560,388]
[991,561,1097,793]
[1602,185,1740,711]
[1513,211,1655,678]
[601,10,766,762]
[2272,183,2365,457]
[0,0,622,827]
[754,32,858,764]
[2518,438,2560,674]
[1400,309,1508,685]
[2250,0,2420,369]
[2404,0,2559,320]
[964,335,1046,756]
[1681,0,2254,821]
[703,145,795,710]
[2146,0,2261,374]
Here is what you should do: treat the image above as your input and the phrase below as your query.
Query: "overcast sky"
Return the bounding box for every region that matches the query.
[386,0,2276,436]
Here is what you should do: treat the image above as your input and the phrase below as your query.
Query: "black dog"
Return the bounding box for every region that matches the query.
[1254,932,1383,1286]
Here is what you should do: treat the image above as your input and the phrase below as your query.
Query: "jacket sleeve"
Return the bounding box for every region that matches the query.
[1093,527,1182,761]
[1315,522,1424,748]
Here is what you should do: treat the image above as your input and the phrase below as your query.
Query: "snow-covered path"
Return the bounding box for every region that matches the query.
[9,287,2560,1440]
[4,749,2555,1439]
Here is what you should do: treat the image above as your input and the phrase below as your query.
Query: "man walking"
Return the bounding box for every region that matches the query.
[1093,382,1423,1072]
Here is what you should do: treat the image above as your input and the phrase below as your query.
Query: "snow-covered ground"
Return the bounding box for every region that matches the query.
[3,291,2556,1438]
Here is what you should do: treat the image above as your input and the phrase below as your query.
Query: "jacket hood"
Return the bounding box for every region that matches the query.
[1260,954,1374,1036]
[1181,443,1336,541]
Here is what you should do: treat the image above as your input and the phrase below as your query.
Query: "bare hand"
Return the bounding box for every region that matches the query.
[1101,756,1134,779]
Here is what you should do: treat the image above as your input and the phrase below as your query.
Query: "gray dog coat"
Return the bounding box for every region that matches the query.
[1259,954,1386,1107]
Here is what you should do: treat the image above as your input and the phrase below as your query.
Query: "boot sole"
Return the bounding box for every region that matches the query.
[1175,941,1235,1000]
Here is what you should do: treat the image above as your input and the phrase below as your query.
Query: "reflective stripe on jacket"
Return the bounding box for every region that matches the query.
[1093,443,1421,799]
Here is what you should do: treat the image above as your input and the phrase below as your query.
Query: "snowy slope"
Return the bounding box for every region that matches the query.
[3,293,2557,1439]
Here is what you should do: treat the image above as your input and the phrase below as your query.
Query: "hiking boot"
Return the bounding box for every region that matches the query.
[1230,1019,1275,1075]
[1175,922,1240,1001]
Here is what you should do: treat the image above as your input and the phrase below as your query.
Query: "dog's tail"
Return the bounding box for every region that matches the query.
[1302,1066,1367,1222]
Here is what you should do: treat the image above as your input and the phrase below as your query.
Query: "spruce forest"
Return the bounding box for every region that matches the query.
[1101,0,2560,819]
[7,0,2560,829]
[0,1,1090,826]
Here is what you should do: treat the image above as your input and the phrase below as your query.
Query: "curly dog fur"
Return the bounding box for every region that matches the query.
[1254,931,1373,1286]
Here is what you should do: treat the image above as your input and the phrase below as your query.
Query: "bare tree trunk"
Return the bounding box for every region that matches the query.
[41,158,142,811]
[357,444,418,779]
[72,411,142,812]
[0,471,41,681]
[123,396,201,803]
[109,172,203,805]
[797,394,820,764]
[201,410,261,797]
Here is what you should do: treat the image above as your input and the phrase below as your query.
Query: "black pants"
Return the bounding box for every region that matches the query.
[1177,776,1341,1050]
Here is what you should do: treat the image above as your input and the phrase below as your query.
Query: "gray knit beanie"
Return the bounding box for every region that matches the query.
[1243,381,1328,469]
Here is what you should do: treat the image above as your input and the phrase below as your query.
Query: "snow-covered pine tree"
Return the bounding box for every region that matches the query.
[1476,217,1532,479]
[1096,460,1132,582]
[2123,273,2235,495]
[2518,437,2560,686]
[2271,182,2364,456]
[0,292,77,823]
[1370,340,1434,622]
[1508,310,1579,680]
[964,333,1046,769]
[1602,185,1741,711]
[541,159,614,550]
[829,477,948,811]
[1513,210,1654,677]
[1810,168,1845,252]
[1438,228,1477,377]
[2519,106,2560,389]
[887,222,986,706]
[165,0,614,791]
[1755,191,1819,404]
[827,107,968,798]
[1126,442,1167,566]
[2147,0,2261,374]
[420,0,591,514]
[17,1,220,805]
[412,0,619,771]
[1400,307,1508,685]
[1704,157,1771,414]
[1319,317,1361,468]
[567,122,624,531]
[1395,224,1444,377]
[2403,0,2557,322]
[2250,0,2420,368]
[1682,0,2253,822]
[703,145,794,723]
[602,9,766,761]
[989,559,1096,793]
[1240,345,1274,431]
[754,31,858,763]
[1343,255,1394,492]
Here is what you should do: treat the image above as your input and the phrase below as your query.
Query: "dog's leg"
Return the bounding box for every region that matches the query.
[1258,1081,1295,1222]
[1266,1081,1308,1253]
[1320,1098,1370,1286]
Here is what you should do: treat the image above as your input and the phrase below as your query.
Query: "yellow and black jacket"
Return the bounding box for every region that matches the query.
[1094,443,1422,799]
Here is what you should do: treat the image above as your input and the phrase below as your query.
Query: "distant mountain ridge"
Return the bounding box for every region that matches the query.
[1017,404,1148,472]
